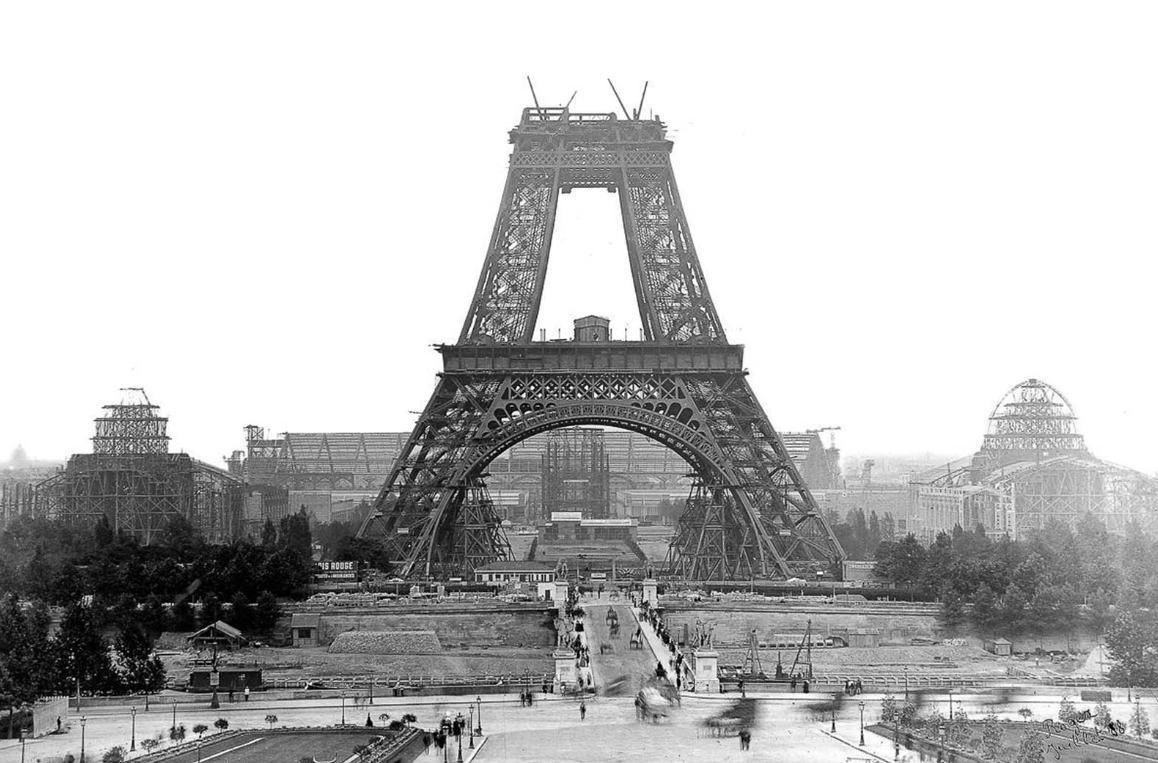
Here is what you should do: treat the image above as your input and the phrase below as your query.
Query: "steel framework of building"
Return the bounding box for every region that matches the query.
[915,379,1158,538]
[357,100,845,580]
[542,428,611,519]
[32,389,243,543]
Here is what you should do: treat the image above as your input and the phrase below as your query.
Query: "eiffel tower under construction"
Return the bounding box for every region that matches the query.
[359,86,846,580]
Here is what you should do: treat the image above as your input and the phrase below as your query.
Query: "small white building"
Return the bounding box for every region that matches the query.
[474,561,556,585]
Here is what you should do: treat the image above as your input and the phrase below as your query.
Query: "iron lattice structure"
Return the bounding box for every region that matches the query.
[358,104,845,579]
[981,378,1087,459]
[542,428,611,519]
[916,378,1158,538]
[34,389,243,543]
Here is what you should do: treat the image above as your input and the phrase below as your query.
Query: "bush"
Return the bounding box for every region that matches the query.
[102,747,127,763]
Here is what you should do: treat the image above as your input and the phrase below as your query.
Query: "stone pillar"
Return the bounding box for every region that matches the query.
[554,580,569,605]
[642,578,658,608]
[692,649,720,693]
[553,649,577,691]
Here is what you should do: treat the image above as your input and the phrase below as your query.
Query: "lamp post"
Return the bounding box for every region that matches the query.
[948,687,954,721]
[20,735,26,763]
[80,715,87,763]
[369,678,373,705]
[172,701,177,732]
[469,706,475,749]
[831,702,836,733]
[130,707,137,751]
[476,695,483,735]
[859,701,865,746]
[457,720,464,763]
[341,691,346,725]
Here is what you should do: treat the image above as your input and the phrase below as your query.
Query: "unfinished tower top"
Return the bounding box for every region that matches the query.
[982,378,1086,456]
[91,387,170,456]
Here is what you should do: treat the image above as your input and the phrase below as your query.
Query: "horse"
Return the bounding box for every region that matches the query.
[629,631,643,650]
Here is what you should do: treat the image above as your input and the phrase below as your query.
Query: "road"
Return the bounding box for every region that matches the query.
[582,603,660,696]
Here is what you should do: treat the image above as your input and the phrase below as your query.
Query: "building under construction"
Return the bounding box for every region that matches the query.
[31,389,244,543]
[541,428,611,519]
[912,378,1158,540]
[236,425,838,526]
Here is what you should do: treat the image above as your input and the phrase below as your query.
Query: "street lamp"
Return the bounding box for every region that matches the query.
[831,702,836,733]
[172,701,177,732]
[457,719,464,763]
[131,707,137,751]
[948,687,954,721]
[469,705,475,749]
[20,734,26,763]
[859,701,865,746]
[80,715,87,763]
[476,695,483,735]
[341,691,346,725]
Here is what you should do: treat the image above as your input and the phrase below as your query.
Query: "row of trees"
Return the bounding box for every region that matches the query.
[874,515,1141,634]
[872,514,1158,686]
[0,511,319,608]
[826,508,896,561]
[0,595,165,733]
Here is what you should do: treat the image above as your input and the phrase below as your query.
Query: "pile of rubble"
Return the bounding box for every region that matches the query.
[327,630,443,655]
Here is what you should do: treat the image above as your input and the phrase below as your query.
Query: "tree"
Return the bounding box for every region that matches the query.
[981,712,1004,761]
[201,593,221,624]
[1018,708,1033,721]
[229,592,252,631]
[261,519,278,549]
[169,724,186,744]
[971,583,1000,631]
[102,746,126,763]
[879,692,899,725]
[1130,702,1151,738]
[55,602,119,696]
[874,535,927,586]
[1105,609,1158,687]
[115,625,165,694]
[265,714,278,730]
[1015,728,1045,763]
[140,738,159,753]
[949,706,970,747]
[1058,696,1078,723]
[254,591,280,634]
[1094,701,1112,729]
[94,515,115,549]
[214,718,229,731]
[279,509,313,559]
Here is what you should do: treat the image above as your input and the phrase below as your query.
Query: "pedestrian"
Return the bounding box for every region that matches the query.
[580,700,587,720]
[229,686,235,703]
[56,716,61,732]
[803,679,810,694]
[738,678,745,698]
[739,729,751,750]
[790,676,797,692]
[543,680,550,694]
[244,685,250,702]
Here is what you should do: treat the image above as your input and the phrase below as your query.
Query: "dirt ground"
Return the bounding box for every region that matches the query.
[714,644,1061,678]
[162,644,553,683]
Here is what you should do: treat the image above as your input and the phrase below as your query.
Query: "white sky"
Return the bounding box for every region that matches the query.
[1,3,1156,474]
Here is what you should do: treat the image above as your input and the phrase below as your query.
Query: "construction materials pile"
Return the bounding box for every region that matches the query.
[327,630,443,655]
